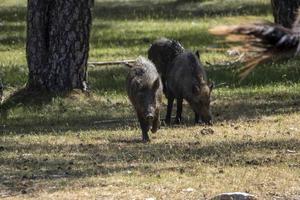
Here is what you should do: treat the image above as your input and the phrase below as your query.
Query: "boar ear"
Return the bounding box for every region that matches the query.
[192,85,200,94]
[152,78,160,91]
[208,80,214,91]
[195,50,200,59]
[197,74,206,85]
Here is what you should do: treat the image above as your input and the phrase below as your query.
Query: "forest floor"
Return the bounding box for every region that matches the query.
[1,0,300,199]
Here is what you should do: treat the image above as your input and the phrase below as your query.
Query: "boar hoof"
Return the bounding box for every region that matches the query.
[142,138,150,143]
[198,121,213,126]
[151,128,157,133]
[205,121,213,126]
[165,119,171,126]
[175,118,182,124]
[160,121,167,127]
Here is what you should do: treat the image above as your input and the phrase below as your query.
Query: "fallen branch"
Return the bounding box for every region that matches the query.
[88,60,136,67]
[87,47,228,67]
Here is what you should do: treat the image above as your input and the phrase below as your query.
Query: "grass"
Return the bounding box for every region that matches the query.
[1,0,300,199]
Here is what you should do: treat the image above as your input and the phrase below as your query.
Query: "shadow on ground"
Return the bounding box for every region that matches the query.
[0,137,299,196]
[2,60,300,135]
[1,84,300,135]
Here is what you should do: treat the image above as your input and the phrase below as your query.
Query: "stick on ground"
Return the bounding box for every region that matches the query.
[88,60,136,67]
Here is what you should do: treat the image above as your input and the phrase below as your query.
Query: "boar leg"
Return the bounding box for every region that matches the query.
[162,77,167,97]
[175,98,183,124]
[151,110,160,133]
[165,97,174,125]
[138,115,150,142]
[195,113,200,124]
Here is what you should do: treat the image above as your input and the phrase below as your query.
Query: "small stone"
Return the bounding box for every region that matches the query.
[200,128,214,135]
[286,150,296,154]
[145,198,156,200]
[210,192,256,200]
[182,188,194,192]
[289,127,298,131]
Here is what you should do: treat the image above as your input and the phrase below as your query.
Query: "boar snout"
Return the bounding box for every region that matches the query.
[146,114,154,121]
[145,106,155,121]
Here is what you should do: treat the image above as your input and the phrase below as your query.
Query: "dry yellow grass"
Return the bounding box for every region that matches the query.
[1,0,300,199]
[1,103,300,199]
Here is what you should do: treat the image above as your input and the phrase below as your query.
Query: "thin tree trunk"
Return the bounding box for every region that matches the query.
[271,0,300,28]
[26,0,93,92]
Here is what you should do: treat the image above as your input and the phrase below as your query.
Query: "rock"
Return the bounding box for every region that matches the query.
[182,188,194,192]
[145,198,156,200]
[200,128,214,135]
[286,149,297,154]
[210,192,256,200]
[21,190,27,194]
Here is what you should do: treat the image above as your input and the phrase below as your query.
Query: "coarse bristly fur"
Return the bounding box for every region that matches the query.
[209,10,300,78]
[148,38,185,96]
[127,57,160,90]
[165,51,213,124]
[126,56,163,142]
[148,38,185,75]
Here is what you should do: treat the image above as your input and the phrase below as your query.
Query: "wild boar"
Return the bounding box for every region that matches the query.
[148,38,184,96]
[165,51,214,125]
[126,57,163,142]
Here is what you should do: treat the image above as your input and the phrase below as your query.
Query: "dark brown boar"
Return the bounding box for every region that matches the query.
[165,51,214,125]
[126,57,163,142]
[148,38,184,96]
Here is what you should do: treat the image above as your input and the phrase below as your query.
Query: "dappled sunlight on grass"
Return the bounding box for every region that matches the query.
[1,0,300,199]
[1,118,300,198]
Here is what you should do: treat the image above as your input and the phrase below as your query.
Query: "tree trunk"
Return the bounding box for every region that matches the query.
[271,0,300,28]
[26,0,93,92]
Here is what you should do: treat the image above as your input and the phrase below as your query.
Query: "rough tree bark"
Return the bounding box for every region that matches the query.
[271,0,300,28]
[26,0,93,92]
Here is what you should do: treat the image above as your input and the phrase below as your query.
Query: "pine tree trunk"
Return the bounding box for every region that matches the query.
[26,0,93,92]
[271,0,300,28]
